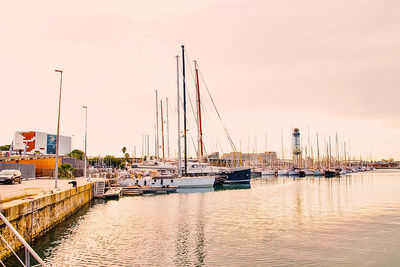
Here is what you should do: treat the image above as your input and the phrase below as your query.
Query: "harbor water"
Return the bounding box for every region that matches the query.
[6,169,400,266]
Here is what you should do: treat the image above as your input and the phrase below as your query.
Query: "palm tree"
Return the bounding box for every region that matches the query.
[58,163,75,178]
[122,147,127,155]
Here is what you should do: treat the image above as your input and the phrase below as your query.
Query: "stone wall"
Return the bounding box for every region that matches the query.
[0,182,95,260]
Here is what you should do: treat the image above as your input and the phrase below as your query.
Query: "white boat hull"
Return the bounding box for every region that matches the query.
[118,176,215,188]
[288,170,300,176]
[261,170,276,176]
[277,170,289,176]
[313,170,324,176]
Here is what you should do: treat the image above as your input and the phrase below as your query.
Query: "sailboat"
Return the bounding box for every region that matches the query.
[170,46,216,187]
[120,47,215,188]
[313,133,324,176]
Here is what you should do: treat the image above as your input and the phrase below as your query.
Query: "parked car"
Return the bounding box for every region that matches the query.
[0,169,22,184]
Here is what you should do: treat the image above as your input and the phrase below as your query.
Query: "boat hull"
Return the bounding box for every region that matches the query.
[217,168,251,185]
[119,176,215,188]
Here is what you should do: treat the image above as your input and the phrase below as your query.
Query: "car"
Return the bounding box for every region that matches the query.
[0,169,22,184]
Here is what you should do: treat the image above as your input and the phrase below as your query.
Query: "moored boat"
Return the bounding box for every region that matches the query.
[324,170,336,178]
[277,169,289,176]
[313,169,324,176]
[118,175,215,188]
[288,169,300,176]
[261,169,276,176]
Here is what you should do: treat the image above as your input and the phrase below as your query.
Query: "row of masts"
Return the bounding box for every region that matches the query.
[151,46,205,176]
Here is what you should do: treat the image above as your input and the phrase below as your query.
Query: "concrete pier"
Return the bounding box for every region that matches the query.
[0,178,95,260]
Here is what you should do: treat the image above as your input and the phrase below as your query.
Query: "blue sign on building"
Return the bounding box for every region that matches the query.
[46,134,57,154]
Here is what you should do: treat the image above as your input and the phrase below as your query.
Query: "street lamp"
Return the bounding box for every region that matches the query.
[54,69,63,188]
[82,106,88,180]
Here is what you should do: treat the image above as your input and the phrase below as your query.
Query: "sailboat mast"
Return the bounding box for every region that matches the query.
[194,60,204,162]
[176,55,182,176]
[281,129,284,168]
[181,45,187,175]
[155,90,159,160]
[161,100,165,162]
[329,136,332,169]
[166,97,170,159]
[316,133,320,169]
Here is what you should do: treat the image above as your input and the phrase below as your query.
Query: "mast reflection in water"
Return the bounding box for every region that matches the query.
[5,170,400,266]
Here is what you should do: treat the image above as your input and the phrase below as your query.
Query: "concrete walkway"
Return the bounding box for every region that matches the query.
[0,178,91,206]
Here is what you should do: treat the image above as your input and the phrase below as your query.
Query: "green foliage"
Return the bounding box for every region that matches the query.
[58,163,75,178]
[68,149,85,160]
[143,155,147,161]
[120,162,126,169]
[122,147,127,155]
[124,153,130,162]
[0,145,10,151]
[104,155,124,169]
[88,157,99,166]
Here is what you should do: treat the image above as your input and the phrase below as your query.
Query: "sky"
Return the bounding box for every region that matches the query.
[0,0,399,160]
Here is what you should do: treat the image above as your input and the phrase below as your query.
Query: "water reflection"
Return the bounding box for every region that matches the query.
[4,170,400,266]
[214,184,251,191]
[177,187,215,194]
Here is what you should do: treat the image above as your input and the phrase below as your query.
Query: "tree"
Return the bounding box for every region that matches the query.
[0,145,10,151]
[124,153,130,162]
[122,147,127,155]
[68,149,84,160]
[120,162,126,169]
[58,163,75,178]
[104,155,124,168]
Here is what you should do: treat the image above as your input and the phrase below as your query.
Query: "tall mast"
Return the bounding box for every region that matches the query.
[182,45,187,175]
[307,125,310,161]
[161,100,165,162]
[281,128,284,167]
[316,133,320,169]
[194,60,203,162]
[176,55,182,176]
[166,97,170,159]
[335,132,339,164]
[146,134,149,159]
[155,90,159,160]
[329,136,332,169]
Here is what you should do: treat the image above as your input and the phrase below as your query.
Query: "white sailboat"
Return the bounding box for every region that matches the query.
[261,169,276,176]
[277,169,289,176]
[119,176,215,188]
[120,49,215,188]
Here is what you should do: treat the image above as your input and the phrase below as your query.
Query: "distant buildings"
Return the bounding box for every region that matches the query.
[221,152,278,167]
[13,131,71,155]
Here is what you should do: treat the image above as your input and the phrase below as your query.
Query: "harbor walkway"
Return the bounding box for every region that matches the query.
[0,178,90,207]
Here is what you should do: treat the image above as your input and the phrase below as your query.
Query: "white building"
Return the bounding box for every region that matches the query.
[13,131,71,155]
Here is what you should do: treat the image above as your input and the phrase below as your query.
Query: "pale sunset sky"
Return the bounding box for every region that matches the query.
[1,0,399,160]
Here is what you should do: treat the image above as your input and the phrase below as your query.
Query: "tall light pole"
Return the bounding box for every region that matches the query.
[82,106,88,180]
[54,69,63,188]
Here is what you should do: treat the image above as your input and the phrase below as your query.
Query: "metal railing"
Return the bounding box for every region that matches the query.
[0,212,47,266]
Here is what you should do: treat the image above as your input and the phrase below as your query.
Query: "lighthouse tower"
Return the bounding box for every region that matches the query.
[292,128,302,168]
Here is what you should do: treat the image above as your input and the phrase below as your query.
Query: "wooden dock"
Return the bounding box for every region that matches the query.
[95,188,122,199]
[117,185,177,196]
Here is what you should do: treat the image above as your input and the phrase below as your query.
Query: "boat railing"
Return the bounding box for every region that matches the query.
[0,212,47,266]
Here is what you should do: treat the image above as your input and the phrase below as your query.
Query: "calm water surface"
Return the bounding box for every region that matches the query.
[6,169,400,266]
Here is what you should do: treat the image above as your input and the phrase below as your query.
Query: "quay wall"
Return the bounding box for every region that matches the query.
[0,182,95,260]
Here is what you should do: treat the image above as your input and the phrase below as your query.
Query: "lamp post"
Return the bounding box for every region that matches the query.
[82,106,88,180]
[54,69,63,188]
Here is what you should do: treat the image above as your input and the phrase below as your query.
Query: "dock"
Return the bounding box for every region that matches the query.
[117,185,177,196]
[96,188,122,199]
